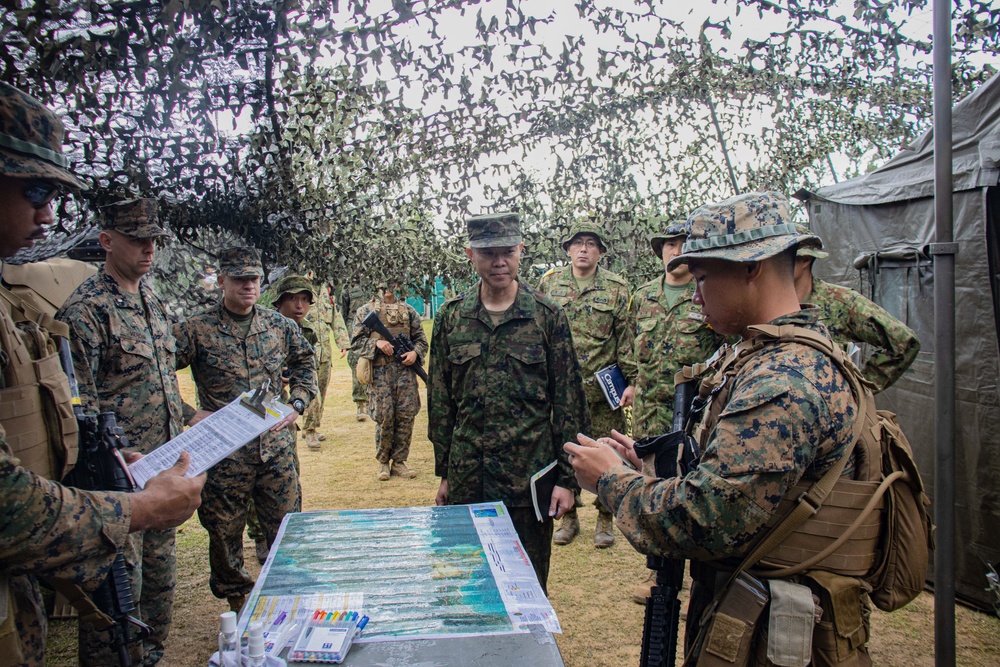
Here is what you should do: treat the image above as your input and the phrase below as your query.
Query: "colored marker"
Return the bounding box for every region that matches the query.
[357,615,369,631]
[271,610,287,627]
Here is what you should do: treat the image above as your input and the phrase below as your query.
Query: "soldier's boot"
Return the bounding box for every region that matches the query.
[317,433,327,442]
[392,460,417,479]
[594,507,616,548]
[552,508,580,546]
[305,430,321,450]
[356,402,368,422]
[228,594,247,613]
[255,538,269,565]
[633,571,656,605]
[377,461,391,481]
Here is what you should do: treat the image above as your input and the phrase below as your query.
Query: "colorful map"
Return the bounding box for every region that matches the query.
[240,502,560,643]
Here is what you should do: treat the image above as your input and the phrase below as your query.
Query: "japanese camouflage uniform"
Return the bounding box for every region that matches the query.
[0,81,130,666]
[352,297,427,474]
[537,219,636,546]
[56,198,182,665]
[796,233,920,393]
[342,285,370,409]
[630,224,725,440]
[173,247,317,603]
[597,192,875,665]
[302,283,349,435]
[428,212,589,591]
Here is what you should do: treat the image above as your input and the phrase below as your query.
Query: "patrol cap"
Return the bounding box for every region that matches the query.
[467,212,521,249]
[218,246,263,278]
[273,274,315,303]
[793,223,829,260]
[0,82,87,190]
[561,219,607,252]
[101,198,167,238]
[667,191,819,271]
[649,219,688,257]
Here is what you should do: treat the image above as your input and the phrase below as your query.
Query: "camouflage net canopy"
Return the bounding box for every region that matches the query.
[2,0,998,294]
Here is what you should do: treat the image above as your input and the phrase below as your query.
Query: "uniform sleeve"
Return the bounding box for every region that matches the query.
[844,293,921,392]
[0,435,130,587]
[613,286,638,382]
[171,319,198,422]
[285,320,318,407]
[409,306,429,358]
[548,308,588,491]
[427,309,455,478]
[55,301,105,417]
[331,305,351,350]
[597,356,846,561]
[350,305,379,360]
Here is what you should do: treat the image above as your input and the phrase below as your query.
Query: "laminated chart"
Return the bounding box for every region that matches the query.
[239,502,561,642]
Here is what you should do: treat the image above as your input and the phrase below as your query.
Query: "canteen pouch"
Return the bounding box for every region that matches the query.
[356,355,373,385]
[0,576,26,663]
[765,579,816,667]
[803,571,871,667]
[696,572,769,667]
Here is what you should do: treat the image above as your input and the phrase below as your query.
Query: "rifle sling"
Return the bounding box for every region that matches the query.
[45,578,115,630]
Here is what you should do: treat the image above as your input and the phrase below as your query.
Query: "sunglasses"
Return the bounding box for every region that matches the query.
[22,180,61,209]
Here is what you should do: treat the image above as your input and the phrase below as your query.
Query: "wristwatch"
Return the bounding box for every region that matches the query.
[291,398,306,414]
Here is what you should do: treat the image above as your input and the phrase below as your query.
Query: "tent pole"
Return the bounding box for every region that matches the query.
[932,0,956,665]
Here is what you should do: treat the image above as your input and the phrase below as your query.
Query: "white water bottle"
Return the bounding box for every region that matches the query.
[247,620,266,666]
[218,611,239,667]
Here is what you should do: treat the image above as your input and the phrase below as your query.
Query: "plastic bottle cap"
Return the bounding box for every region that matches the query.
[247,620,265,657]
[220,610,237,633]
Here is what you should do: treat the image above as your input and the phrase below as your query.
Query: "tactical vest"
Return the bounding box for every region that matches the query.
[0,283,78,480]
[373,301,408,366]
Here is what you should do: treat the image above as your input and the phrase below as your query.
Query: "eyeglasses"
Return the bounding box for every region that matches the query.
[569,238,601,249]
[22,180,61,209]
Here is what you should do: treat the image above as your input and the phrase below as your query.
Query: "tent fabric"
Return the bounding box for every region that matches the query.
[796,73,1000,612]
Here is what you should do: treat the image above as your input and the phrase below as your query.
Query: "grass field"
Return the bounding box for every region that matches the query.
[45,320,1000,665]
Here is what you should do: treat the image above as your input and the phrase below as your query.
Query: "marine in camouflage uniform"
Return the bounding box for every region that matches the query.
[341,284,370,420]
[429,213,589,592]
[628,221,727,603]
[537,219,636,548]
[0,81,203,667]
[57,198,183,666]
[302,283,350,443]
[794,229,920,393]
[173,247,316,612]
[352,288,427,480]
[567,192,874,665]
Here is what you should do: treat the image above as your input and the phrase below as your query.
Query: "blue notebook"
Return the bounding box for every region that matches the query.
[595,363,628,409]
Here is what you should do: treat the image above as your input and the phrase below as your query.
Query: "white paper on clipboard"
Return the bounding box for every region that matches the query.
[128,391,292,488]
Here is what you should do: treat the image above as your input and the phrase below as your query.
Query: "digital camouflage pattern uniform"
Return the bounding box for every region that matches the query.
[302,285,350,435]
[537,221,637,547]
[0,81,129,666]
[173,249,316,604]
[599,192,871,664]
[352,298,427,475]
[429,279,589,590]
[342,285,370,412]
[58,199,183,665]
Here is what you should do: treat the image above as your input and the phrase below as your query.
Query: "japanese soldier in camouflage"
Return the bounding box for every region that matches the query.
[352,283,427,481]
[566,192,875,664]
[0,81,204,667]
[793,224,920,392]
[537,218,637,548]
[628,219,727,603]
[428,212,589,592]
[303,280,350,442]
[173,246,316,613]
[57,197,184,665]
[342,284,370,420]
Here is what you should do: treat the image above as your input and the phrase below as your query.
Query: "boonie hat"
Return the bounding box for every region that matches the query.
[273,274,315,303]
[649,219,688,257]
[561,219,607,252]
[0,82,87,190]
[218,246,263,278]
[102,198,167,238]
[794,223,829,260]
[467,212,521,249]
[667,191,819,271]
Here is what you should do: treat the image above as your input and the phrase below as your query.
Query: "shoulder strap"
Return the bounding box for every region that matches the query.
[0,283,70,339]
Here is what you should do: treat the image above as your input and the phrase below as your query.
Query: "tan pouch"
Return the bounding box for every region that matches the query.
[696,572,770,667]
[766,579,815,667]
[0,575,26,664]
[356,356,373,386]
[804,571,872,667]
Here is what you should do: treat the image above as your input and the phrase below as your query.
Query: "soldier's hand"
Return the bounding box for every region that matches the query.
[270,410,298,432]
[620,385,636,408]
[339,348,347,359]
[602,429,641,469]
[129,452,206,532]
[400,350,417,366]
[376,340,395,356]
[187,409,214,427]
[564,433,634,494]
[549,485,575,519]
[435,479,449,506]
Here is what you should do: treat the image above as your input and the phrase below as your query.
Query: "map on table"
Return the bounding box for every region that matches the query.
[239,502,561,642]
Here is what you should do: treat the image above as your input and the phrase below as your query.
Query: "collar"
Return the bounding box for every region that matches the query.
[458,280,538,324]
[100,266,146,312]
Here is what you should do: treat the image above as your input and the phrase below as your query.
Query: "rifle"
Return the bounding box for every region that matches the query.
[59,339,151,667]
[634,380,702,667]
[361,309,428,382]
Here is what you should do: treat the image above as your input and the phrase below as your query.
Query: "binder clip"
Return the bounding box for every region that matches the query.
[240,378,272,418]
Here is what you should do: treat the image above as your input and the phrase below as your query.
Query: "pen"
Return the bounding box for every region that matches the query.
[271,610,287,627]
[357,615,369,632]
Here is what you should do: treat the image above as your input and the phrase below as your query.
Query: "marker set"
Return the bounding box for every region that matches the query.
[288,609,369,663]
